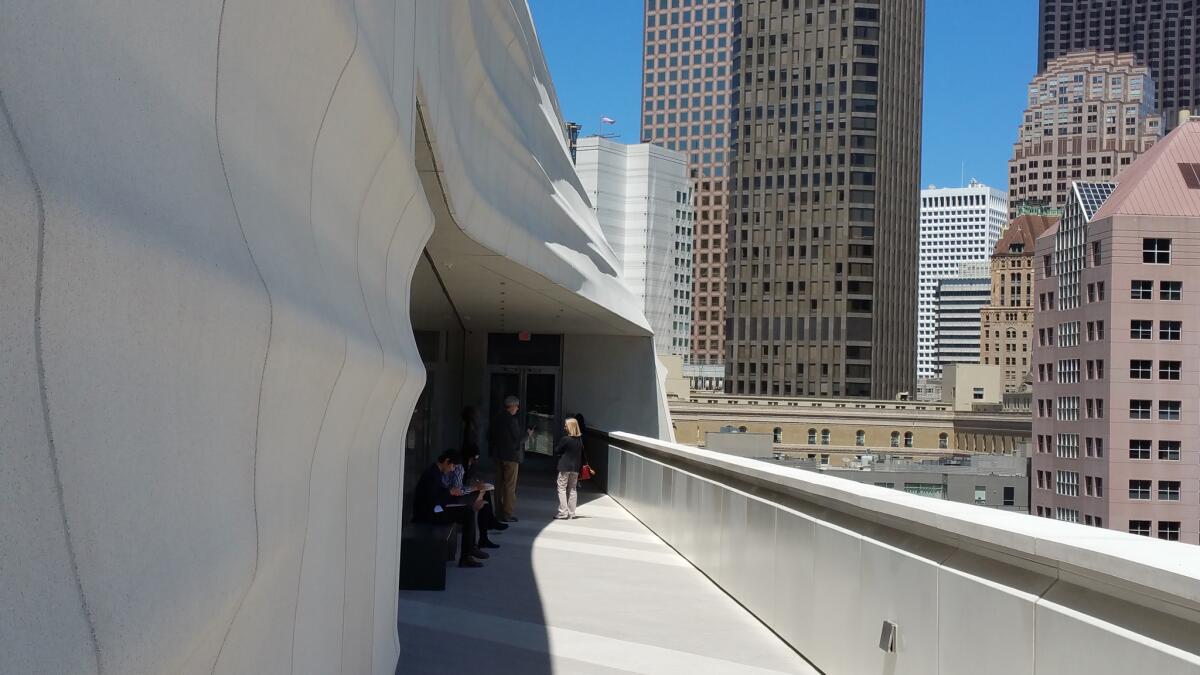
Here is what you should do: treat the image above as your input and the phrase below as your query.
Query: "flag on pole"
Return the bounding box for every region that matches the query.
[600,116,616,125]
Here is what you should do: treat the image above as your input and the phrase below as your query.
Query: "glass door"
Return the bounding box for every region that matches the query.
[487,366,560,456]
[523,370,558,456]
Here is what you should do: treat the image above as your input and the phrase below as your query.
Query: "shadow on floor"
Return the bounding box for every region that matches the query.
[396,453,565,674]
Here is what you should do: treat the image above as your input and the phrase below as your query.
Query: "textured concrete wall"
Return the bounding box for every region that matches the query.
[0,1,655,673]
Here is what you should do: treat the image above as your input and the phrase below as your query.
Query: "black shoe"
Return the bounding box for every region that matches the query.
[501,516,519,523]
[470,549,490,559]
[479,539,500,549]
[458,558,483,568]
[492,522,510,531]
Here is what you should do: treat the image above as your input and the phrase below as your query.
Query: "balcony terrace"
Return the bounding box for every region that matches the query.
[397,457,815,674]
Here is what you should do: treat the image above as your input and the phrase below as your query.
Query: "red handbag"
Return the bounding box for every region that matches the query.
[580,446,595,480]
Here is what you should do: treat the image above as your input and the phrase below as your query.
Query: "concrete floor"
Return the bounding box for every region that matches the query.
[396,463,818,674]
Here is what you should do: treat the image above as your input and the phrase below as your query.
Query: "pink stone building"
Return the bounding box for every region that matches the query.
[1032,119,1200,544]
[641,0,734,365]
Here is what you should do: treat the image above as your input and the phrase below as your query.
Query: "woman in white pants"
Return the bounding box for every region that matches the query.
[553,418,584,519]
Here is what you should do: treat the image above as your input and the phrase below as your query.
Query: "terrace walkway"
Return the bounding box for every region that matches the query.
[396,460,817,674]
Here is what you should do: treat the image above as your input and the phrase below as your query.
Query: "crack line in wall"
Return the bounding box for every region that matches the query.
[1,89,104,675]
[209,0,276,670]
[291,0,360,669]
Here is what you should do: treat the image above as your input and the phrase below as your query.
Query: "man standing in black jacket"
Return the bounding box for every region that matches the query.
[412,452,484,568]
[489,395,527,523]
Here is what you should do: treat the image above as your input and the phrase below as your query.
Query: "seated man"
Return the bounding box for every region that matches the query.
[412,451,485,568]
[447,449,505,549]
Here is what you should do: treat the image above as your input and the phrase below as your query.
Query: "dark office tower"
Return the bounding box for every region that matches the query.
[642,0,735,367]
[725,0,923,399]
[1038,0,1199,131]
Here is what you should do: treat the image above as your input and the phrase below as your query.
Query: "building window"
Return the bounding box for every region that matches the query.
[1129,360,1152,379]
[1056,433,1079,459]
[855,430,865,446]
[1159,321,1182,341]
[1129,480,1152,500]
[1131,280,1153,299]
[890,431,899,447]
[1159,361,1182,380]
[1159,440,1181,461]
[938,433,948,449]
[1158,481,1181,501]
[903,431,913,448]
[820,429,830,445]
[1158,522,1181,541]
[1129,520,1151,537]
[1056,471,1079,497]
[1091,240,1102,266]
[1142,238,1172,264]
[808,428,817,444]
[903,482,945,499]
[874,481,895,489]
[820,454,829,466]
[972,387,984,400]
[1129,400,1152,419]
[773,427,782,443]
[1130,320,1153,339]
[974,486,986,504]
[1002,486,1015,506]
[1129,439,1151,460]
[1160,281,1182,301]
[1159,400,1182,421]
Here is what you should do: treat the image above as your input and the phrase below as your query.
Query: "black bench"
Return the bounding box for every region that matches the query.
[399,523,457,591]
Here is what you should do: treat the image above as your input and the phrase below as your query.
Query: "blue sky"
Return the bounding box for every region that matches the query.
[528,0,1039,191]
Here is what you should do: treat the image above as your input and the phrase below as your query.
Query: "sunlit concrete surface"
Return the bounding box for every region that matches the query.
[397,466,817,675]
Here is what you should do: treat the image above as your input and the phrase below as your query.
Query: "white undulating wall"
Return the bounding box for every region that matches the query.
[0,1,657,673]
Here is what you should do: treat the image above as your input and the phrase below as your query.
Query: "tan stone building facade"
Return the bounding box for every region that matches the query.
[1008,51,1161,217]
[670,395,1031,469]
[979,214,1056,392]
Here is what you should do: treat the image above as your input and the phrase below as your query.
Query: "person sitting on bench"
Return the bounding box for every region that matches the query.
[446,448,504,549]
[413,451,485,568]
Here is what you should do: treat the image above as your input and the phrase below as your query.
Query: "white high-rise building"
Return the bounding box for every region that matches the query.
[918,181,1007,384]
[935,260,991,371]
[575,137,693,356]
